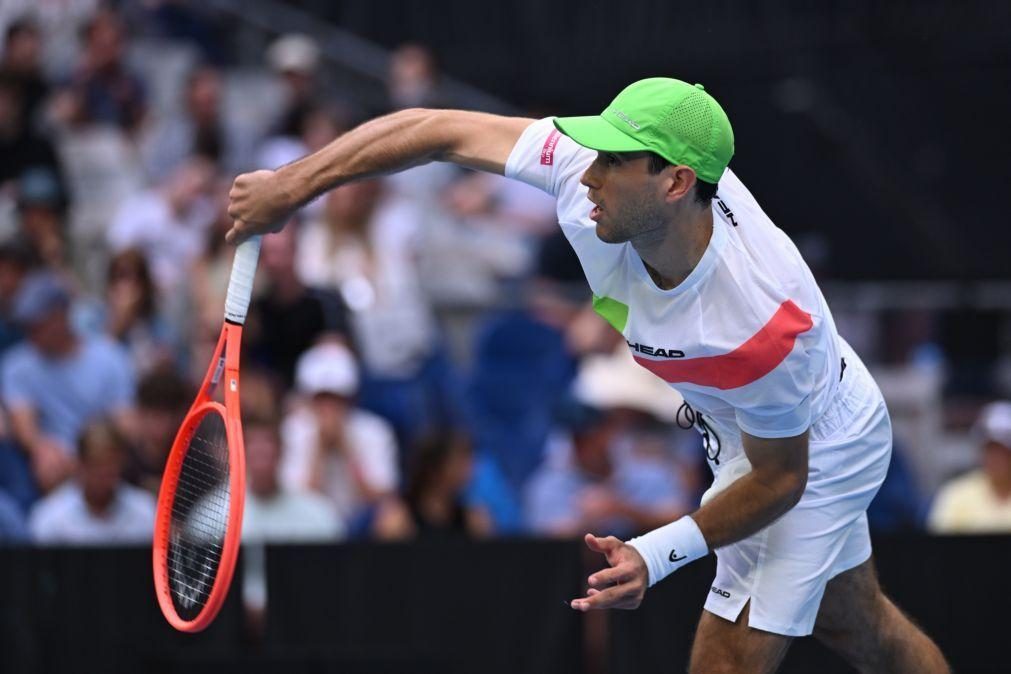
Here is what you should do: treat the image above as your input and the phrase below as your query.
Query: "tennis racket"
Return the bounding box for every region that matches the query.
[153,236,261,632]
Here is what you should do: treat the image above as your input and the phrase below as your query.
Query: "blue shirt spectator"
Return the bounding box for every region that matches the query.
[2,272,136,493]
[525,404,686,539]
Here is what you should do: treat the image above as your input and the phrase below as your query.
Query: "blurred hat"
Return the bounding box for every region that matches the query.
[295,342,359,397]
[974,401,1011,449]
[12,271,70,325]
[572,347,683,422]
[267,34,319,73]
[18,167,63,209]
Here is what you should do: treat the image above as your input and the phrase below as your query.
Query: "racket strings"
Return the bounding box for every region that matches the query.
[167,412,231,621]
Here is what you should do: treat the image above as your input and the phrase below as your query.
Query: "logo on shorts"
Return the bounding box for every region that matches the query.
[540,130,561,166]
[668,549,687,563]
[710,586,731,598]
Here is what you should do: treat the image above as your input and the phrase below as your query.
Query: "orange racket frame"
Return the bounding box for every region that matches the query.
[153,235,260,633]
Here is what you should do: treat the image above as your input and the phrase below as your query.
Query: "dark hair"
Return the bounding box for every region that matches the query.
[404,429,471,508]
[78,418,127,462]
[137,370,192,411]
[646,152,718,205]
[107,248,157,319]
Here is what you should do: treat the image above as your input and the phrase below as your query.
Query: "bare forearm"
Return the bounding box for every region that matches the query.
[276,108,519,207]
[275,109,439,205]
[692,470,805,549]
[226,108,530,243]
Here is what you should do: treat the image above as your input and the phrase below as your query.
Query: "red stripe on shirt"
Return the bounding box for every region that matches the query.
[633,300,814,390]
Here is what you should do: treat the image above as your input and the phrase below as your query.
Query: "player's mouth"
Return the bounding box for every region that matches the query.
[590,204,602,221]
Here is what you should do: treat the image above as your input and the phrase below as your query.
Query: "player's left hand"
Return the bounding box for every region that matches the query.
[570,533,648,612]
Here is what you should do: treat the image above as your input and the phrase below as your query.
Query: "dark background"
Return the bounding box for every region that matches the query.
[286,0,1011,281]
[2,537,1008,673]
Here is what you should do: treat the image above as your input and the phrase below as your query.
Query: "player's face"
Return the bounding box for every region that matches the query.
[580,151,668,244]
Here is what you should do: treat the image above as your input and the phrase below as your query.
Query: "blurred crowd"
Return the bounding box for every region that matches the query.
[0,1,1008,579]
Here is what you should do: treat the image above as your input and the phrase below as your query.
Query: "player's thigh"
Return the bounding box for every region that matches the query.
[812,557,884,657]
[690,602,793,674]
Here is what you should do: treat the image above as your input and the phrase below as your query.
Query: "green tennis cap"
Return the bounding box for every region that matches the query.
[554,77,734,184]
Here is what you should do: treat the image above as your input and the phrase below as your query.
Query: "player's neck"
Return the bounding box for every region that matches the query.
[634,206,713,291]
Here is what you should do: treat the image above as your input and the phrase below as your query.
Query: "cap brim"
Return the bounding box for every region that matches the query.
[553,116,649,153]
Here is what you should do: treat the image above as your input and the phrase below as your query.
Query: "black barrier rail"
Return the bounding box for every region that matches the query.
[0,536,1008,673]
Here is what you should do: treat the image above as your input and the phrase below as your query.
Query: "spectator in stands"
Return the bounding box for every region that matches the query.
[524,349,690,539]
[297,179,455,447]
[141,63,251,182]
[265,33,319,141]
[126,369,190,494]
[49,6,146,133]
[107,154,217,302]
[0,74,64,190]
[15,167,69,273]
[524,399,687,539]
[1,18,47,128]
[372,429,492,540]
[280,341,399,525]
[245,224,348,389]
[100,248,179,374]
[29,419,154,544]
[386,43,444,110]
[2,271,136,492]
[928,401,1011,533]
[244,413,344,542]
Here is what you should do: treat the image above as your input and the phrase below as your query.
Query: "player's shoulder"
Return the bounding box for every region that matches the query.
[505,117,594,193]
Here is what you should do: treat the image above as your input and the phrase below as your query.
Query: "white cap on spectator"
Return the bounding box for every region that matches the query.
[975,401,1011,449]
[267,33,319,73]
[573,347,683,422]
[295,342,359,397]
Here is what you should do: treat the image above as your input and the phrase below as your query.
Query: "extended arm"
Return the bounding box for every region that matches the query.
[226,108,534,243]
[571,430,809,611]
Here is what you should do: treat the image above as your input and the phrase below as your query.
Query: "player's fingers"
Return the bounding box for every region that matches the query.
[570,584,637,612]
[587,563,634,590]
[225,220,248,245]
[584,533,620,555]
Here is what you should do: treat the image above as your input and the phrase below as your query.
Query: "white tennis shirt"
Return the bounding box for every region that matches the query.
[507,118,846,474]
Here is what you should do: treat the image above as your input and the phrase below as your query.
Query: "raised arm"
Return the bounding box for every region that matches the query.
[226,108,534,243]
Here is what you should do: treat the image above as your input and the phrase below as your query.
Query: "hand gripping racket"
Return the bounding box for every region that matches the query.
[153,236,261,632]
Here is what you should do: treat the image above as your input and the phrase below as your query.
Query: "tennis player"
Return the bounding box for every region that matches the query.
[226,78,948,673]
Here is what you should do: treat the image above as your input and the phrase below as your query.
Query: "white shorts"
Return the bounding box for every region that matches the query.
[703,351,892,637]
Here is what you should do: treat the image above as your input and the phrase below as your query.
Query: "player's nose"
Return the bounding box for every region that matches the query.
[580,165,601,190]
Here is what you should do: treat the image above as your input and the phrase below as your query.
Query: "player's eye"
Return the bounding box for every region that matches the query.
[602,153,621,167]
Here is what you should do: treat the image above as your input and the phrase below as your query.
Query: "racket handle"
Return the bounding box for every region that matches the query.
[224,235,262,324]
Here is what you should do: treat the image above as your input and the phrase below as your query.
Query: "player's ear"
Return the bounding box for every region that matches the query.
[665,166,697,204]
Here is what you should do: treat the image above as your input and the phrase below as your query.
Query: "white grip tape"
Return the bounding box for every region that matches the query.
[223,236,262,324]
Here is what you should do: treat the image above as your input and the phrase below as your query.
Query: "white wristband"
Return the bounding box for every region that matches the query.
[626,515,709,588]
